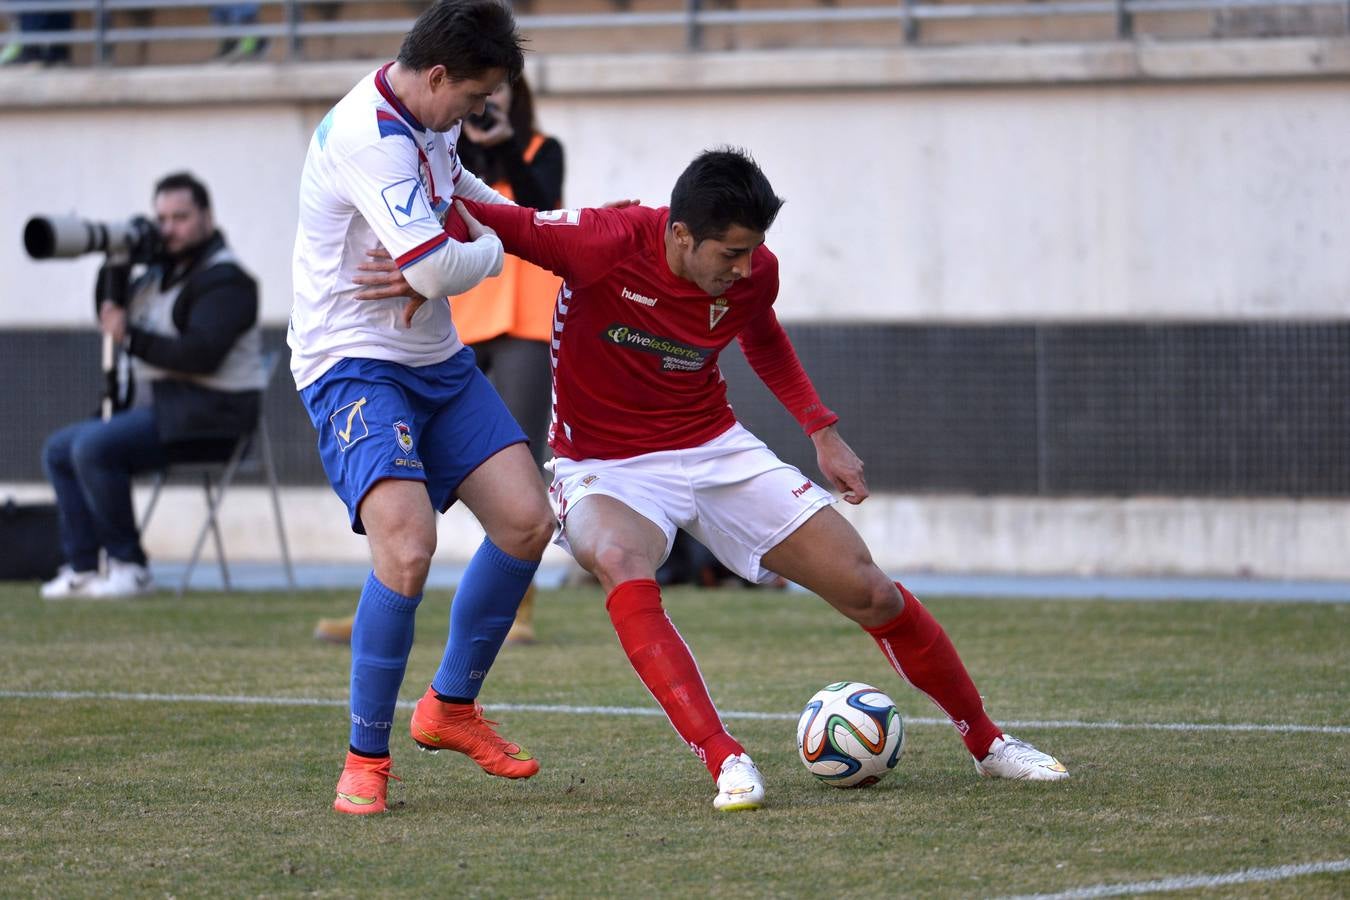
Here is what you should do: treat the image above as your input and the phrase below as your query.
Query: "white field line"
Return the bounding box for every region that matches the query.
[1,689,1347,735]
[994,858,1350,899]
[3,690,1340,897]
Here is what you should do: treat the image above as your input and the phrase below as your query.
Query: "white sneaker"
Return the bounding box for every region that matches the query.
[40,565,100,600]
[85,559,155,598]
[713,753,765,811]
[975,734,1069,781]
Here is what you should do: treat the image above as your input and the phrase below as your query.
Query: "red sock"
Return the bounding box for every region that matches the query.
[864,583,1003,759]
[607,579,743,777]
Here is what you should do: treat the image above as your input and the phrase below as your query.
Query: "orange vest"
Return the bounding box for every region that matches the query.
[452,133,563,344]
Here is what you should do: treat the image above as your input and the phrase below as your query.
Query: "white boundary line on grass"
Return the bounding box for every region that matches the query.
[993,858,1350,899]
[1,690,1347,735]
[3,688,1341,896]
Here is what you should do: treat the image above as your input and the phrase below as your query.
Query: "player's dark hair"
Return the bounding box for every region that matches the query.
[398,0,525,83]
[669,147,784,244]
[154,171,211,210]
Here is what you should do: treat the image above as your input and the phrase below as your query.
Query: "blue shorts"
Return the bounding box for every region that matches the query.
[299,349,527,534]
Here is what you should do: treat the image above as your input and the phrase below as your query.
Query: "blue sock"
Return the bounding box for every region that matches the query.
[349,572,422,755]
[432,537,539,699]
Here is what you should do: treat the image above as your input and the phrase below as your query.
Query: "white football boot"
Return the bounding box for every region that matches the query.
[86,559,155,598]
[975,734,1069,781]
[40,565,100,600]
[713,753,765,811]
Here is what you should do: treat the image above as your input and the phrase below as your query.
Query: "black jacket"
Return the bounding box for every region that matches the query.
[125,232,262,444]
[456,132,564,210]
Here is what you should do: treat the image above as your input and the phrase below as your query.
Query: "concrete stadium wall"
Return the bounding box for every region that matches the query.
[2,39,1347,579]
[2,480,1346,581]
[2,39,1348,326]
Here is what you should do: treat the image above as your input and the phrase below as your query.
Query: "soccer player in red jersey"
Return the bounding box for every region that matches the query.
[359,147,1069,810]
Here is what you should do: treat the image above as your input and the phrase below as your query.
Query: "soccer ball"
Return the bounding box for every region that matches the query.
[796,681,905,788]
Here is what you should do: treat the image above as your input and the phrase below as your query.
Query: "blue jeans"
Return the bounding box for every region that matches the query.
[16,0,72,63]
[42,408,168,570]
[209,3,259,25]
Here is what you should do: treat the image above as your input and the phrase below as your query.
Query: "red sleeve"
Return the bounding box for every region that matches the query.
[737,268,839,435]
[453,199,624,288]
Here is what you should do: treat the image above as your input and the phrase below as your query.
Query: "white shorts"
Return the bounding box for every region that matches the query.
[546,423,836,584]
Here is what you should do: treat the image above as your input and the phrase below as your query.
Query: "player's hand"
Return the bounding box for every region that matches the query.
[354,247,431,328]
[99,300,127,343]
[811,425,869,504]
[601,198,641,209]
[453,199,497,242]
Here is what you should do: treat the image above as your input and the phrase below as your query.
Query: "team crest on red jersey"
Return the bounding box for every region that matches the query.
[709,299,730,330]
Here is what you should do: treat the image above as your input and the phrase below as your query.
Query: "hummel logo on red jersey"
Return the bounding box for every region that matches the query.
[621,287,658,307]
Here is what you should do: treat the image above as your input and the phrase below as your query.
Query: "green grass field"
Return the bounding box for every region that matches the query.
[1,583,1346,898]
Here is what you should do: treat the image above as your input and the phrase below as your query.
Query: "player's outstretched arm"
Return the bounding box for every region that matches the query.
[336,141,503,310]
[463,199,637,286]
[354,201,499,328]
[398,198,501,301]
[811,424,869,505]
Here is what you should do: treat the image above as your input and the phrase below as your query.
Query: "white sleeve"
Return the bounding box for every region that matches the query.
[334,139,503,298]
[402,232,503,300]
[453,165,512,206]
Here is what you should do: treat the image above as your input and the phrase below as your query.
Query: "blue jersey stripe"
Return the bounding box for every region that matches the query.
[376,111,414,142]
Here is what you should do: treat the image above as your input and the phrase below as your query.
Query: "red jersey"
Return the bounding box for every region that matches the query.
[457,201,838,461]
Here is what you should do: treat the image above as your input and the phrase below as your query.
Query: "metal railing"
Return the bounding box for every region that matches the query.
[1,0,1346,62]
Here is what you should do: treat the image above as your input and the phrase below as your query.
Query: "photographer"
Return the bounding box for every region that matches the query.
[39,172,266,599]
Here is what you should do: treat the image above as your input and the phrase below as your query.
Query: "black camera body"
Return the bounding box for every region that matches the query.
[23,213,163,264]
[466,102,501,130]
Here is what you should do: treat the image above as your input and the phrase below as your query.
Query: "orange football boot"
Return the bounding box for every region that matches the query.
[313,613,355,644]
[409,686,540,779]
[333,751,399,815]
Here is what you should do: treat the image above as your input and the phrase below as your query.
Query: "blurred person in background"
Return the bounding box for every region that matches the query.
[0,0,72,66]
[210,1,267,62]
[40,172,265,599]
[312,72,563,646]
[655,530,784,589]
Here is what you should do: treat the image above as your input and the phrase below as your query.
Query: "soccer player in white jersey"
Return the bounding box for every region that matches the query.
[289,0,555,815]
[363,148,1071,811]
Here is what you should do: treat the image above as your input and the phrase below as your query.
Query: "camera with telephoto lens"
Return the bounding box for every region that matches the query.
[23,213,163,264]
[466,101,500,130]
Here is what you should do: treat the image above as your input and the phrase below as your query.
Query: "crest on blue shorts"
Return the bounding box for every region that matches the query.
[393,420,414,454]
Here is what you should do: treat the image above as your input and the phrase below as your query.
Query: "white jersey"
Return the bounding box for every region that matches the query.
[289,63,507,389]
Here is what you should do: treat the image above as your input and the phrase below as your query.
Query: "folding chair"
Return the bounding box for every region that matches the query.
[138,352,296,595]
